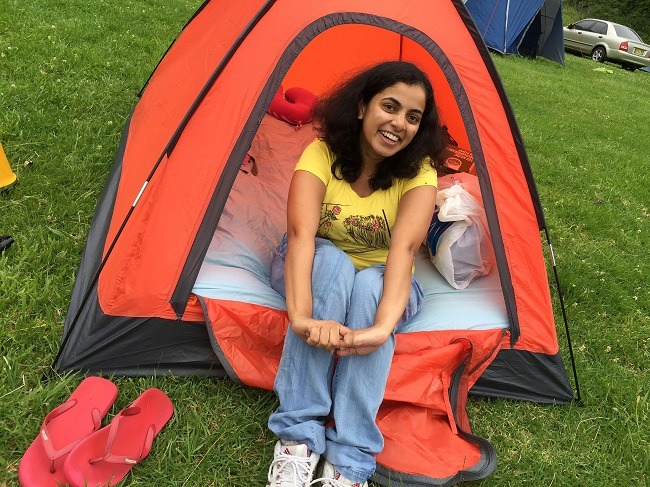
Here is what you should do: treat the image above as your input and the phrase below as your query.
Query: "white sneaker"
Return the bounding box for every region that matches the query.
[267,440,320,487]
[311,460,369,487]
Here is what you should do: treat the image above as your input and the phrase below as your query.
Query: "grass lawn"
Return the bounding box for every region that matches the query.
[1,1,648,485]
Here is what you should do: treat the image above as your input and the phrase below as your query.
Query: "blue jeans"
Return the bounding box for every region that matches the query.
[268,236,424,482]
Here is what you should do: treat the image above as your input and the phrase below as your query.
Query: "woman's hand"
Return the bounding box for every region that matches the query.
[291,317,350,352]
[337,326,392,356]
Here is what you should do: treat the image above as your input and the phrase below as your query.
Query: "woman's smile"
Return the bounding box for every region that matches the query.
[379,130,400,143]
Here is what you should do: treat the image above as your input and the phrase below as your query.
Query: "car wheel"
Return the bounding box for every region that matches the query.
[591,46,606,63]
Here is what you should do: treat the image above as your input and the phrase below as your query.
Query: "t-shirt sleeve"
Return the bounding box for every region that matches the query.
[402,157,438,195]
[294,139,332,185]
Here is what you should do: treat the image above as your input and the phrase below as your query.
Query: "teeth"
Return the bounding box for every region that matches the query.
[380,130,399,142]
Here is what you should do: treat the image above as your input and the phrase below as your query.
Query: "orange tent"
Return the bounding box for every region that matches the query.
[55,1,575,484]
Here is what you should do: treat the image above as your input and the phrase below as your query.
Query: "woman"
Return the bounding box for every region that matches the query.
[266,61,447,487]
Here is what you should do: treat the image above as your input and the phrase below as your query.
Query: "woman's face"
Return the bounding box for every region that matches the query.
[358,81,426,166]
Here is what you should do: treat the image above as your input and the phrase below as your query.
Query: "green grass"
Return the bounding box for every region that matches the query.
[1,1,649,485]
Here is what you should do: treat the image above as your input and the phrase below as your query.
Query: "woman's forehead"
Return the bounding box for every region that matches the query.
[372,82,426,111]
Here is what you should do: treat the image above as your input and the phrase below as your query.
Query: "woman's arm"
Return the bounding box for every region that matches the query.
[285,170,349,351]
[338,184,437,356]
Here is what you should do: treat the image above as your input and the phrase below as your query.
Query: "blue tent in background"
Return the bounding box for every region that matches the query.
[465,0,565,65]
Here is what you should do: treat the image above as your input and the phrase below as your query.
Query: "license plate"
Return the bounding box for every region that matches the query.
[633,47,644,55]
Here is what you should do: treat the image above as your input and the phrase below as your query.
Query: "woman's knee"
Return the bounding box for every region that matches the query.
[312,239,356,286]
[343,267,385,330]
[351,266,384,302]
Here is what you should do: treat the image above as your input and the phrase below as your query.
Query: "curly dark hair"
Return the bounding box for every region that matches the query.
[312,61,447,190]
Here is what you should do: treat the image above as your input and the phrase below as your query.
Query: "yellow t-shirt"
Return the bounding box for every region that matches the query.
[295,139,437,270]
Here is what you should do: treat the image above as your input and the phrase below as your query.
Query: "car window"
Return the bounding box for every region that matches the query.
[574,20,596,31]
[613,24,642,42]
[590,22,608,35]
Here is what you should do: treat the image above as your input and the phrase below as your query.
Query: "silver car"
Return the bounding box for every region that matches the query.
[564,19,650,70]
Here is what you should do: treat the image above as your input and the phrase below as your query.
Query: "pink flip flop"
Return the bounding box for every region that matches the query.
[19,377,118,487]
[63,388,174,487]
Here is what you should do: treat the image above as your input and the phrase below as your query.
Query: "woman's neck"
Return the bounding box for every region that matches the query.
[359,166,375,180]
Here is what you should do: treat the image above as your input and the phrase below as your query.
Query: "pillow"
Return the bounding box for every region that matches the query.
[267,85,317,127]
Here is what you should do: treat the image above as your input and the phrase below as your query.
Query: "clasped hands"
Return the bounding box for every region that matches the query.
[291,317,391,356]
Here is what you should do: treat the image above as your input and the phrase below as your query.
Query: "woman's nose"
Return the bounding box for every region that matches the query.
[391,112,405,130]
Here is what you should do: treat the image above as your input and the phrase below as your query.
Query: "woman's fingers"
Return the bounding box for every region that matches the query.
[336,347,357,357]
[342,331,355,347]
[328,321,342,349]
[337,327,391,356]
[304,320,346,350]
[305,325,319,346]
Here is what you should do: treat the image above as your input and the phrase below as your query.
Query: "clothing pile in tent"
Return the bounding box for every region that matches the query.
[55,1,574,485]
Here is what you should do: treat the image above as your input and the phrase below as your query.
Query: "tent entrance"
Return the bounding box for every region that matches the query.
[168,17,523,349]
[192,112,509,342]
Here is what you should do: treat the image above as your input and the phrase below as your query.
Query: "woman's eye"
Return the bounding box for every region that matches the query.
[407,115,420,124]
[383,103,395,111]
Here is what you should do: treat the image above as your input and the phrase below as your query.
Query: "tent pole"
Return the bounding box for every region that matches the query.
[544,227,582,403]
[51,0,279,373]
[504,0,510,53]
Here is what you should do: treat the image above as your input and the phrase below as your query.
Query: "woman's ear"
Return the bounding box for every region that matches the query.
[357,102,365,120]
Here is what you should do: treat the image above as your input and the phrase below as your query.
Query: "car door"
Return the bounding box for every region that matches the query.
[565,20,596,52]
[586,21,609,50]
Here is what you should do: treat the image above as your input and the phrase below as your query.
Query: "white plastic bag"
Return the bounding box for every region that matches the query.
[437,172,483,205]
[427,183,495,289]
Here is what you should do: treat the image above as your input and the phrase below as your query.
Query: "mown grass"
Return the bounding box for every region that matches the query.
[1,1,648,486]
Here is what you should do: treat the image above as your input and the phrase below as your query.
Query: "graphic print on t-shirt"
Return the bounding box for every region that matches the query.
[319,202,390,253]
[318,203,344,238]
[342,214,390,251]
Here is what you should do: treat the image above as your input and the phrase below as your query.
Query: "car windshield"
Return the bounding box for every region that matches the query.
[613,23,642,42]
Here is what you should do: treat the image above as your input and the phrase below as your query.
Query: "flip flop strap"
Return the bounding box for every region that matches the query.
[89,406,156,466]
[40,399,103,461]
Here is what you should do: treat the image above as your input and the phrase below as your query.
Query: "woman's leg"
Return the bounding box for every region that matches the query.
[324,266,424,482]
[268,237,356,455]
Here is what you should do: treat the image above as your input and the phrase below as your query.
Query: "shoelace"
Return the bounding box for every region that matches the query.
[267,452,315,486]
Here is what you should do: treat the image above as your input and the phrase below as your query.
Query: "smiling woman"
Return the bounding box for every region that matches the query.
[313,62,447,192]
[265,61,447,486]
